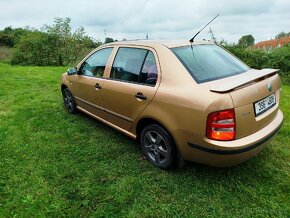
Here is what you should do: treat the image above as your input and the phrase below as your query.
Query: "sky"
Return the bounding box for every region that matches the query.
[0,0,290,44]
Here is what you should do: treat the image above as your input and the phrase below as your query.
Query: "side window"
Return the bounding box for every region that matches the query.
[140,51,158,85]
[110,48,158,85]
[80,48,113,78]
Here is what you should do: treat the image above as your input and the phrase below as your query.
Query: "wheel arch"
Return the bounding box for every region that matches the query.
[61,84,68,92]
[135,117,175,145]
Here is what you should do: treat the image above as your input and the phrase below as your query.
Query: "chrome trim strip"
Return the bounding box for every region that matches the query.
[76,106,136,139]
[75,96,103,110]
[75,96,133,122]
[105,107,133,122]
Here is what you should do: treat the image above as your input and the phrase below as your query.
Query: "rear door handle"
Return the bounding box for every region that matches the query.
[95,83,102,89]
[135,92,147,100]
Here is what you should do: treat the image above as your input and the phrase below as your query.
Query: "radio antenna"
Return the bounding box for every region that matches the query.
[189,14,219,43]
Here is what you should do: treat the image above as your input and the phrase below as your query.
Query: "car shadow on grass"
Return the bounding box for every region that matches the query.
[75,108,276,175]
[54,104,283,184]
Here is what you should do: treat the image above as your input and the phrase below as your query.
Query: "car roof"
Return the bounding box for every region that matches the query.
[104,39,214,48]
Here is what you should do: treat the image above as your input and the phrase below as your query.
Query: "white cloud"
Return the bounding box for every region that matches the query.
[0,0,289,43]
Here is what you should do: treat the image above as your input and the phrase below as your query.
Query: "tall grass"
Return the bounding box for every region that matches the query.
[0,46,12,63]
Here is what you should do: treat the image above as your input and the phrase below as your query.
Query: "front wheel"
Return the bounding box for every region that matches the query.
[62,88,77,114]
[140,124,177,169]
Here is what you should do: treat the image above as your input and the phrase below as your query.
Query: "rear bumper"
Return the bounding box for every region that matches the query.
[188,121,282,155]
[174,109,283,167]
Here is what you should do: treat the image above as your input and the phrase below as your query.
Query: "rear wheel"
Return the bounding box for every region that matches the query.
[140,124,176,169]
[62,88,77,114]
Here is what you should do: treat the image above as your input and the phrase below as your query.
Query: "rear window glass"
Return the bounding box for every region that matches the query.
[171,45,250,83]
[110,48,158,86]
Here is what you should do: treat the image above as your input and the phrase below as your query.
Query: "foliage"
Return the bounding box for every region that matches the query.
[223,44,290,84]
[0,26,31,47]
[10,18,101,66]
[0,46,12,63]
[270,45,290,72]
[209,27,217,44]
[0,63,289,217]
[225,46,268,69]
[11,31,56,66]
[275,31,290,39]
[238,34,255,48]
[105,37,116,43]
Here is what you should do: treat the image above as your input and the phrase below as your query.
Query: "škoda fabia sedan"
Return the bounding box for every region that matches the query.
[61,40,283,169]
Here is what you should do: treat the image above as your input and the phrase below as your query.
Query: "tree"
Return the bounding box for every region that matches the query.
[275,32,286,39]
[0,27,30,47]
[82,36,101,48]
[209,27,217,44]
[105,37,114,43]
[0,27,14,47]
[275,31,290,39]
[238,35,255,48]
[42,17,78,65]
[11,17,97,66]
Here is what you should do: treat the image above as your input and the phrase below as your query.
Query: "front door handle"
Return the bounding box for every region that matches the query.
[135,92,147,100]
[95,83,102,89]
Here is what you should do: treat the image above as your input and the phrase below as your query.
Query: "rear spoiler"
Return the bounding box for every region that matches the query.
[210,69,279,93]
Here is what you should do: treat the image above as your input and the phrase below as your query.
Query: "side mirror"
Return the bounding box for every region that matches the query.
[67,67,78,76]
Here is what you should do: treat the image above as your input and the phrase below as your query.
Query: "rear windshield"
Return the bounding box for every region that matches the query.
[171,45,250,83]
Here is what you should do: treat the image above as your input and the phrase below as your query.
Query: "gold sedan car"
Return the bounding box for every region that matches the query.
[61,40,283,169]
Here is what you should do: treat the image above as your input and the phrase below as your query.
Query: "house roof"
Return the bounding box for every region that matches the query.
[253,36,290,49]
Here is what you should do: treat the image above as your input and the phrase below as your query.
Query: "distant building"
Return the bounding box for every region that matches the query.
[252,36,290,50]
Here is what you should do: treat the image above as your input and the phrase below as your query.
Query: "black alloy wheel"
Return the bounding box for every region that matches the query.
[140,124,176,169]
[62,88,77,114]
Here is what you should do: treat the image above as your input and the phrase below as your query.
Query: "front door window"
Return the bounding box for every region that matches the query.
[80,47,113,78]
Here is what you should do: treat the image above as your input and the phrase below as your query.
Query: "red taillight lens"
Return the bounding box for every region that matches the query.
[206,109,235,141]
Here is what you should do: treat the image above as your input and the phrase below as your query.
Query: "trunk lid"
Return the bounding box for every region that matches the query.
[209,69,281,139]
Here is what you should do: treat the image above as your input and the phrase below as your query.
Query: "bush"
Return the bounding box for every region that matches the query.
[0,27,30,47]
[12,31,55,66]
[225,45,290,72]
[11,18,101,66]
[223,45,290,84]
[270,46,290,72]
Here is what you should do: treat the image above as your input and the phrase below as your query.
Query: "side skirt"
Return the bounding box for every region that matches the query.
[76,106,137,139]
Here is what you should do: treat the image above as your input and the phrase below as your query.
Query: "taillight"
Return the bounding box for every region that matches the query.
[206,109,235,141]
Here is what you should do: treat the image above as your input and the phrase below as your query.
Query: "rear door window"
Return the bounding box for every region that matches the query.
[171,45,250,83]
[110,48,158,86]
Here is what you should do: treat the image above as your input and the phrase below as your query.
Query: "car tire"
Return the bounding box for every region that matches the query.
[62,88,77,114]
[140,124,177,169]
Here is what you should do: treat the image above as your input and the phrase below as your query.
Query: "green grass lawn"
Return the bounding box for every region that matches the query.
[0,63,289,217]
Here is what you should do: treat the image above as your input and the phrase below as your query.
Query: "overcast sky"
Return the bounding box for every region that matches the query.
[0,0,289,43]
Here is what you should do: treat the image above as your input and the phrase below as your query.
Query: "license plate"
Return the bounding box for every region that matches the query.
[254,94,276,116]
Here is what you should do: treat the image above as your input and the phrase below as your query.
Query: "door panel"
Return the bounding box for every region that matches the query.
[102,47,159,130]
[102,80,158,130]
[68,47,113,119]
[70,76,106,118]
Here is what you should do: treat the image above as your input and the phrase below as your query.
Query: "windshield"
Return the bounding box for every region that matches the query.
[171,45,250,83]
